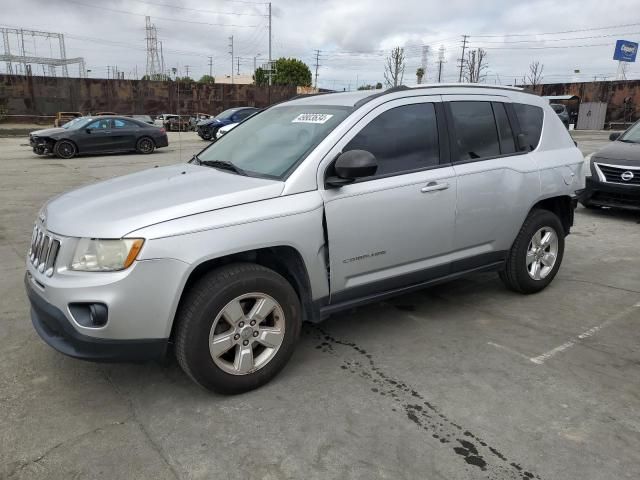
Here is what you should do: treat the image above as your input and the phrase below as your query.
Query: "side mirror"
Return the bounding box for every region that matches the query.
[326,150,377,187]
[609,132,621,141]
[85,128,92,134]
[516,133,529,152]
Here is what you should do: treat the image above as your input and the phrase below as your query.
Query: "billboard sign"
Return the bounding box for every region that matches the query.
[613,40,638,62]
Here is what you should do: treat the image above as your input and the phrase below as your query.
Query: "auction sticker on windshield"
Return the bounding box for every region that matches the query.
[292,113,334,124]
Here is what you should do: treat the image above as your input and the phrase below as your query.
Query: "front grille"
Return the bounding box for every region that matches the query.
[29,224,61,277]
[596,163,640,185]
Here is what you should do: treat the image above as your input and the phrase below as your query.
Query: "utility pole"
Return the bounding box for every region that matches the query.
[237,56,240,76]
[208,56,213,77]
[268,2,272,87]
[107,65,110,80]
[437,45,445,83]
[313,49,321,89]
[184,65,190,78]
[228,35,234,84]
[458,35,468,83]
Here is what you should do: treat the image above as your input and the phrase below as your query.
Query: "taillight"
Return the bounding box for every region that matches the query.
[160,128,166,134]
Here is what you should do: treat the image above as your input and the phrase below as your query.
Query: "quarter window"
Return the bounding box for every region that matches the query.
[513,103,544,151]
[344,103,440,177]
[449,101,500,161]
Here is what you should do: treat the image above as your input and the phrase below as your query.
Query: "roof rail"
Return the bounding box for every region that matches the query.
[353,83,535,110]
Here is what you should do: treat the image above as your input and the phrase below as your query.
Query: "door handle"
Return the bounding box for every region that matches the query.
[420,182,450,193]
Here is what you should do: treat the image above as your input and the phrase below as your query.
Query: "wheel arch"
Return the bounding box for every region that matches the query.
[54,137,79,154]
[528,195,574,236]
[169,245,317,341]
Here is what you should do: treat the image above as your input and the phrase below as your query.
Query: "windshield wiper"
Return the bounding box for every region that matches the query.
[189,154,201,164]
[199,159,247,175]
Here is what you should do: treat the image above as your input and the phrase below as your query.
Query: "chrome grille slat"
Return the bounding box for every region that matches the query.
[29,224,61,277]
[596,163,640,185]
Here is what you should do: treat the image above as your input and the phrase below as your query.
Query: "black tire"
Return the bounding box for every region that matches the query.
[499,209,565,294]
[175,263,301,394]
[200,129,212,140]
[136,136,155,154]
[54,139,77,159]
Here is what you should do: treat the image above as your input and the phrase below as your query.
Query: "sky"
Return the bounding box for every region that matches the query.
[1,0,640,90]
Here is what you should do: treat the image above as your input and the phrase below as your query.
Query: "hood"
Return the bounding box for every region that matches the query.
[197,118,223,127]
[594,141,640,166]
[31,127,66,137]
[44,164,284,238]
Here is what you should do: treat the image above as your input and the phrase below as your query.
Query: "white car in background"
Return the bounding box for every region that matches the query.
[216,122,239,139]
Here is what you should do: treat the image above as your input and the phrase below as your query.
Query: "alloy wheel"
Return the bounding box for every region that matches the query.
[526,226,559,280]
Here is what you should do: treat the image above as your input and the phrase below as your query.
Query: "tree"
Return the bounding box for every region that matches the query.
[384,47,406,87]
[376,82,383,89]
[463,48,488,83]
[174,76,193,83]
[524,61,544,89]
[254,57,312,87]
[198,75,215,84]
[357,84,377,90]
[416,67,425,84]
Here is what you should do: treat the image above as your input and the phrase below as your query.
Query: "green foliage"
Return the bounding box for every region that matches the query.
[198,75,215,84]
[175,76,193,83]
[376,82,383,89]
[254,57,312,87]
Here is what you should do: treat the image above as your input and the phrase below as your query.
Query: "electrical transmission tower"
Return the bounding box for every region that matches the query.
[313,49,322,88]
[145,17,162,79]
[1,27,86,77]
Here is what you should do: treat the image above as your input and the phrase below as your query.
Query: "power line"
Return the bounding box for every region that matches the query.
[473,21,640,38]
[126,0,268,16]
[65,0,259,28]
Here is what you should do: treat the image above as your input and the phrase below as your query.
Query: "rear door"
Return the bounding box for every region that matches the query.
[444,96,540,267]
[111,118,139,150]
[321,96,458,304]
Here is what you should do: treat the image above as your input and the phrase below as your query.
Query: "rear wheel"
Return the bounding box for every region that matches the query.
[175,263,301,394]
[499,209,565,294]
[54,140,77,159]
[136,137,155,154]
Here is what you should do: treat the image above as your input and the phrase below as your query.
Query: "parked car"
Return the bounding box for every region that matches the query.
[53,111,82,127]
[215,122,238,139]
[128,115,155,125]
[191,113,212,131]
[580,121,640,210]
[550,103,570,129]
[196,107,259,140]
[29,115,169,159]
[93,111,117,117]
[25,85,583,394]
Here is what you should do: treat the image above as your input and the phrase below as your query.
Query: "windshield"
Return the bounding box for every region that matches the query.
[198,105,352,178]
[63,118,93,130]
[214,108,238,120]
[620,121,640,143]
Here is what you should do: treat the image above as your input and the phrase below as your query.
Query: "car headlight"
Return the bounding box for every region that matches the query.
[584,153,593,177]
[70,238,144,272]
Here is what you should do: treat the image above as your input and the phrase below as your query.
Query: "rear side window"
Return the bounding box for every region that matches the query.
[513,103,543,151]
[449,101,500,161]
[113,119,138,129]
[345,103,440,177]
[492,103,516,154]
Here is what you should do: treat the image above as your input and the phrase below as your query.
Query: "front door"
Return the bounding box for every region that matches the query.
[76,118,113,153]
[320,97,457,304]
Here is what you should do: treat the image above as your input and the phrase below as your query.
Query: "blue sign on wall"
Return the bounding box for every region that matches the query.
[613,40,638,62]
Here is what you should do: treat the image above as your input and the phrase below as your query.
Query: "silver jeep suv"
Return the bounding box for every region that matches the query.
[25,85,584,393]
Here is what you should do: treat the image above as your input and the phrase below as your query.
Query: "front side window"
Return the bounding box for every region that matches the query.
[197,105,351,178]
[344,103,440,177]
[513,103,544,151]
[87,119,111,130]
[450,101,500,161]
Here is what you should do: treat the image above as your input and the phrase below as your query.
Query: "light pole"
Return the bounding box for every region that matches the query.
[253,54,261,82]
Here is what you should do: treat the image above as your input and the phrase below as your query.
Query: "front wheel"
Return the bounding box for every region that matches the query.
[54,140,77,159]
[175,263,301,394]
[499,209,565,294]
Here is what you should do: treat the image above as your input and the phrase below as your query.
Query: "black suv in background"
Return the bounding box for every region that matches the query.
[196,107,259,140]
[580,121,640,211]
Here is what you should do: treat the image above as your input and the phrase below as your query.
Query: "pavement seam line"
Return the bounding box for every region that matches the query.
[102,369,182,480]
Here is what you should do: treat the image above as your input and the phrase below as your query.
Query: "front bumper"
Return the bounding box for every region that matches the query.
[26,273,168,362]
[580,177,640,211]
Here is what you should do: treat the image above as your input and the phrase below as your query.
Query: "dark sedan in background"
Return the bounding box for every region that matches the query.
[580,121,640,211]
[196,107,259,140]
[29,116,169,159]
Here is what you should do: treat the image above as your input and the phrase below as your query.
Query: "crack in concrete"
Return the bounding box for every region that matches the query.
[103,369,182,480]
[6,421,126,479]
[556,278,640,295]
